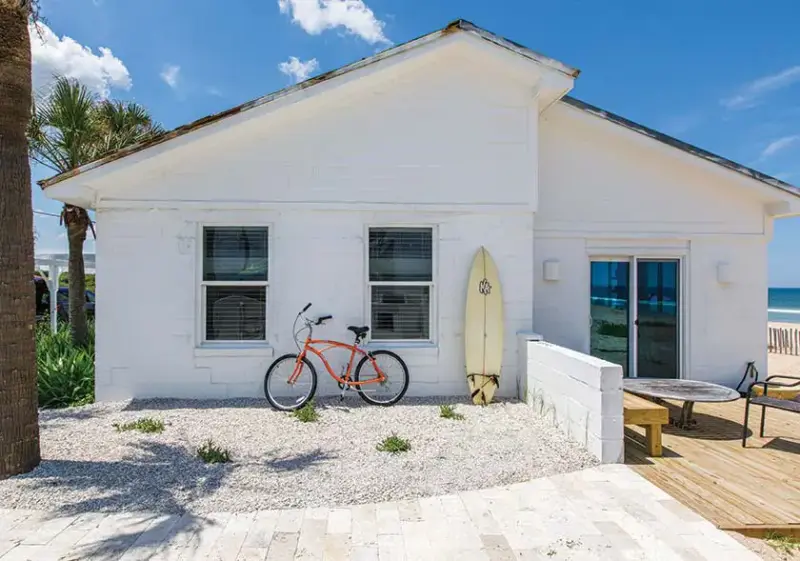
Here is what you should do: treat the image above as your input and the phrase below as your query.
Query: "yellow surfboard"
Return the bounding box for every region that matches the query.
[465,247,504,405]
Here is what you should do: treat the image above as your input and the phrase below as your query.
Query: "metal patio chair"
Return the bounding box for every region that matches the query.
[742,375,800,447]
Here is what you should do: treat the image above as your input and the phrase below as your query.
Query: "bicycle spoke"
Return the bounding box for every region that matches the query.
[356,352,408,404]
[266,357,315,410]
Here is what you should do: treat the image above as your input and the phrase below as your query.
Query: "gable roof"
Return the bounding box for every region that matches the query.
[38,20,799,202]
[38,19,577,189]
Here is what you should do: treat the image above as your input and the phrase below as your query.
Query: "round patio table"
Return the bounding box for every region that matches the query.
[623,379,740,429]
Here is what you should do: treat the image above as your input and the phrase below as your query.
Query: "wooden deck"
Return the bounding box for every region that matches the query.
[625,397,800,537]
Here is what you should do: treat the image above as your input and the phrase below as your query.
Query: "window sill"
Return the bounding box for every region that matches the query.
[364,341,439,357]
[194,345,275,358]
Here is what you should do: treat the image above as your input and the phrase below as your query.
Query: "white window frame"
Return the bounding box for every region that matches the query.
[199,224,271,346]
[365,225,436,344]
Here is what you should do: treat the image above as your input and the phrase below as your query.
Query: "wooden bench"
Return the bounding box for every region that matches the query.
[624,392,669,457]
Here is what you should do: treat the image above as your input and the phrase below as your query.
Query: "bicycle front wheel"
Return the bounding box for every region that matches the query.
[264,354,317,411]
[354,350,409,406]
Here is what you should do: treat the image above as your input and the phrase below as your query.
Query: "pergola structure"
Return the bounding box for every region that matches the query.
[34,252,96,333]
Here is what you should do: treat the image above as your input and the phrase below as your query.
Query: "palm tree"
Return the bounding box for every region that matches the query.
[29,77,163,346]
[0,0,41,478]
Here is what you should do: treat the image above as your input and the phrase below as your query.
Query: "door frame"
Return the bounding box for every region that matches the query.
[589,251,688,379]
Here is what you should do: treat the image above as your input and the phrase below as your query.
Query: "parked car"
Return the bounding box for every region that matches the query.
[34,276,95,322]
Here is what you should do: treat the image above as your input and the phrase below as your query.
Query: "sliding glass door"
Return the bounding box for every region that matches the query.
[590,258,681,379]
[636,259,680,379]
[590,261,631,377]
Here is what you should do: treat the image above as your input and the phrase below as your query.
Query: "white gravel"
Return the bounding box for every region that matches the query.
[0,397,597,514]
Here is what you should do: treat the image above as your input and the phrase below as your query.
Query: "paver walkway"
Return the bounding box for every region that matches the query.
[0,465,759,560]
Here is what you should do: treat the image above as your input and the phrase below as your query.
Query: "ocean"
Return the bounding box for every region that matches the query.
[769,288,800,324]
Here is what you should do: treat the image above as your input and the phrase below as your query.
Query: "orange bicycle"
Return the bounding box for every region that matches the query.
[264,303,410,411]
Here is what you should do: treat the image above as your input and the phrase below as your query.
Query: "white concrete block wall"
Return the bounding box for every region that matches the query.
[522,340,624,463]
[95,208,534,400]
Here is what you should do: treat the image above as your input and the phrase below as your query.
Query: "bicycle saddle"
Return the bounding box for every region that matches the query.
[347,326,370,337]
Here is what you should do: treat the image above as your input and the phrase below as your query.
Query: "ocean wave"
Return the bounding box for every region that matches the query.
[768,308,800,315]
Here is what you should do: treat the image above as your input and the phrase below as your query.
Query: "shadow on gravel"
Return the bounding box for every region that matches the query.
[122,396,521,412]
[122,398,272,412]
[12,441,231,516]
[263,448,336,472]
[39,408,103,423]
[5,440,235,559]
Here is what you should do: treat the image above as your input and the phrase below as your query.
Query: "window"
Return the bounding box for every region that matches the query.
[201,226,268,342]
[368,227,433,341]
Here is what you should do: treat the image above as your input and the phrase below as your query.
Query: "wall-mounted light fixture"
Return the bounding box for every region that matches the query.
[543,260,560,282]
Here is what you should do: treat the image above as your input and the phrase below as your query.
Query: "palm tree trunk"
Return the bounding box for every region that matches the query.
[66,207,89,347]
[0,1,41,479]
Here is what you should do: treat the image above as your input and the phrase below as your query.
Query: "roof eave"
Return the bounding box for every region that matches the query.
[561,96,800,200]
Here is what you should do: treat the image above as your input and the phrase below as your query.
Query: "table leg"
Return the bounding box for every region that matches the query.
[678,401,695,429]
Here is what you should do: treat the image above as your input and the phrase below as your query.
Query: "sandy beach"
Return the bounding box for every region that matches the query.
[768,321,800,377]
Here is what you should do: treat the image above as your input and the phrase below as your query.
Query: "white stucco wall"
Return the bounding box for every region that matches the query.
[533,102,771,387]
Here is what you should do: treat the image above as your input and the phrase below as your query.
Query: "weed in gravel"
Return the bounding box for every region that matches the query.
[376,434,411,454]
[292,400,319,423]
[113,417,165,434]
[197,439,231,464]
[765,532,800,555]
[439,404,465,420]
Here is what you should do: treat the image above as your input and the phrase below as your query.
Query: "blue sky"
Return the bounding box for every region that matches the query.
[31,0,800,286]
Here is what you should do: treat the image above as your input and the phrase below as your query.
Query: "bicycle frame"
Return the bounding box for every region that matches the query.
[292,339,386,387]
[287,311,387,386]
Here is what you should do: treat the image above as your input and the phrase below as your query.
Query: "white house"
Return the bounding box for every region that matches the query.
[43,20,800,402]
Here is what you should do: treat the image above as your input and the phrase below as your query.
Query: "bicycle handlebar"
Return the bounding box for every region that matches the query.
[302,302,312,313]
[315,315,333,325]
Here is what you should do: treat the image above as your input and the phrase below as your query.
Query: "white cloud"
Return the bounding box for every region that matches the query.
[278,56,320,83]
[722,66,800,110]
[760,135,799,161]
[160,64,181,89]
[278,0,389,44]
[29,22,131,98]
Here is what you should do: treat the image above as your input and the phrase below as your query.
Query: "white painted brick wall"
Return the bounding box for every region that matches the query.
[522,340,624,463]
[95,208,534,400]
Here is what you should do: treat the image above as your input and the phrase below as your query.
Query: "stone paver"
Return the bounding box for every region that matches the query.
[0,465,761,560]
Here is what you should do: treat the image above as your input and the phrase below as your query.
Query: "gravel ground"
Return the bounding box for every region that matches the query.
[728,532,800,561]
[0,397,597,514]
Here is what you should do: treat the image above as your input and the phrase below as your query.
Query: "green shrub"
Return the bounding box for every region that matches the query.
[439,404,465,420]
[197,440,231,464]
[376,434,411,454]
[595,321,627,338]
[292,400,319,423]
[114,418,165,434]
[36,322,95,408]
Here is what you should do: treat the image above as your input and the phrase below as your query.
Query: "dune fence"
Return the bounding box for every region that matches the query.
[768,326,800,355]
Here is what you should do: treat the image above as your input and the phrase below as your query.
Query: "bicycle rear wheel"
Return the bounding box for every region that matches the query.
[264,354,317,411]
[354,350,409,406]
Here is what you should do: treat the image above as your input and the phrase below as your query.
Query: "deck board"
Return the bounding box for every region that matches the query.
[625,398,800,534]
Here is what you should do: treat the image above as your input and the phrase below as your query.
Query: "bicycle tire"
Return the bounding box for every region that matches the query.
[354,350,409,406]
[264,354,317,411]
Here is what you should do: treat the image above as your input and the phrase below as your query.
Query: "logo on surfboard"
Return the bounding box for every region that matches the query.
[478,278,492,295]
